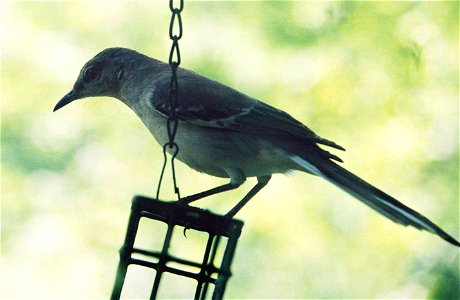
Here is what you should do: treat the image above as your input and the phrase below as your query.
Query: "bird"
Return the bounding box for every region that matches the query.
[54,47,459,247]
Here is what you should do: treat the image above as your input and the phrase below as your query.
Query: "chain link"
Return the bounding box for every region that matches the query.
[156,0,184,201]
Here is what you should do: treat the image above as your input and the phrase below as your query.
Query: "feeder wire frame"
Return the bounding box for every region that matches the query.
[110,196,244,300]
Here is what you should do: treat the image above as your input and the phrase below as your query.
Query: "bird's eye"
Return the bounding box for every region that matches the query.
[83,67,99,82]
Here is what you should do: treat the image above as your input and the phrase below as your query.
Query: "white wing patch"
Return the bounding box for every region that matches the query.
[212,106,252,126]
[184,105,253,128]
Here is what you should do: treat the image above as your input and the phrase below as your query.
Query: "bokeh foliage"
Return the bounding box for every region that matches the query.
[2,1,459,299]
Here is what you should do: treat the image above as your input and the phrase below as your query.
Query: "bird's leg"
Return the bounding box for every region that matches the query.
[225,175,271,218]
[178,177,245,205]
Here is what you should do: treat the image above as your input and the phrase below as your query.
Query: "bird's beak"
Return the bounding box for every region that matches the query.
[53,90,79,112]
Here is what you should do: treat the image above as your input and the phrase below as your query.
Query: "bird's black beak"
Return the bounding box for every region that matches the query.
[53,90,78,112]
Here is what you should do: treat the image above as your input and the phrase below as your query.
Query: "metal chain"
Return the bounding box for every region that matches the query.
[156,0,184,201]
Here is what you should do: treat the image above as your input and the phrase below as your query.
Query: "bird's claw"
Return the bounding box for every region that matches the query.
[183,223,191,238]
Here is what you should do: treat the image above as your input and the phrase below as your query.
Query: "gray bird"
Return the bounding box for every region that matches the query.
[54,47,459,247]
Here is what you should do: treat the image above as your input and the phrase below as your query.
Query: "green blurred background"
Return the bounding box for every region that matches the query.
[2,1,459,299]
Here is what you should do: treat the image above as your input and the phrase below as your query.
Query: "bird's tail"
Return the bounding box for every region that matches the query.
[290,155,460,247]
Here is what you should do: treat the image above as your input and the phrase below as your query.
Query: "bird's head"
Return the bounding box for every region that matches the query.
[53,48,129,112]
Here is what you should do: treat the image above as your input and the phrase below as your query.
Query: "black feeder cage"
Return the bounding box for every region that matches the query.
[111,196,244,299]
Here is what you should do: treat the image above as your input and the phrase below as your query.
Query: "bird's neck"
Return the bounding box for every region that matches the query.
[117,58,170,108]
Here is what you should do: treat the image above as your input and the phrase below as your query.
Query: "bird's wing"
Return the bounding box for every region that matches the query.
[150,70,345,159]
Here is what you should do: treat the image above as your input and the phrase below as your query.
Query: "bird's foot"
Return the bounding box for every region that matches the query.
[177,196,192,206]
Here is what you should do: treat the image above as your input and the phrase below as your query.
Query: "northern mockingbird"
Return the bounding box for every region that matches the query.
[54,47,459,247]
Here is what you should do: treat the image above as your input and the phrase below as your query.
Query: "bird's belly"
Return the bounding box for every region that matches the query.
[140,114,293,178]
[173,126,271,178]
[176,140,292,178]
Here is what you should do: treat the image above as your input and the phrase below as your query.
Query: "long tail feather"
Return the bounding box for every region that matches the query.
[290,155,460,247]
